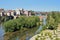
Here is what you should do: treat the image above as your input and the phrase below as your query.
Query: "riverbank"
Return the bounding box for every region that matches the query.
[30,30,53,40]
[30,23,60,40]
[30,29,60,40]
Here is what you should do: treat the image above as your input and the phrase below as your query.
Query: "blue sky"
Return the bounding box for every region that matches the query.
[0,0,60,11]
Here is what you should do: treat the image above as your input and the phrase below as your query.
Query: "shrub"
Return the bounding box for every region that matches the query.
[3,16,40,32]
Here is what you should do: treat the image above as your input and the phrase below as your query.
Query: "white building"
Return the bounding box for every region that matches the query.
[16,9,20,15]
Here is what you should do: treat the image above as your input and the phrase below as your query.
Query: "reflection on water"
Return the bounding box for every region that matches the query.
[4,26,39,40]
[0,24,4,40]
[0,16,46,40]
[35,16,46,34]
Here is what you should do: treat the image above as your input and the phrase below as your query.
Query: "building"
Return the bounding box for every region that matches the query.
[35,12,41,16]
[16,9,20,16]
[24,10,32,16]
[6,10,12,16]
[28,11,31,16]
[20,9,24,15]
[0,9,5,16]
[0,8,34,19]
[24,10,29,16]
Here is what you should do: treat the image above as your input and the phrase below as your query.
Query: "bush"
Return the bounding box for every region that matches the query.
[3,16,40,32]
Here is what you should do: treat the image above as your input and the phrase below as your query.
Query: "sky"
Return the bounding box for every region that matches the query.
[0,0,60,12]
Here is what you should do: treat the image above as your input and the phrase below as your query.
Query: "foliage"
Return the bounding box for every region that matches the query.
[30,10,35,15]
[3,16,40,32]
[46,11,60,30]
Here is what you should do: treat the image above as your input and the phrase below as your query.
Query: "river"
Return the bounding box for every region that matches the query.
[0,16,46,40]
[0,24,4,40]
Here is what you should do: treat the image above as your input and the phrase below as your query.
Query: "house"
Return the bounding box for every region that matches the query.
[20,9,24,15]
[35,12,41,16]
[6,10,12,16]
[0,9,5,16]
[15,9,20,16]
[24,10,32,16]
[28,11,31,16]
[24,10,29,16]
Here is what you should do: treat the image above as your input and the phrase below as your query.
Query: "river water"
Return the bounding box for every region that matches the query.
[0,24,4,40]
[0,16,46,40]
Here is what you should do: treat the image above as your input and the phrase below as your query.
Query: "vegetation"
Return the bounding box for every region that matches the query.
[30,11,60,40]
[35,30,60,40]
[45,11,60,30]
[3,16,40,32]
[0,15,14,24]
[30,10,35,15]
[0,16,7,23]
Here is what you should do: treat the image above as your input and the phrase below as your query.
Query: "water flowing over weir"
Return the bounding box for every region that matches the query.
[0,16,47,40]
